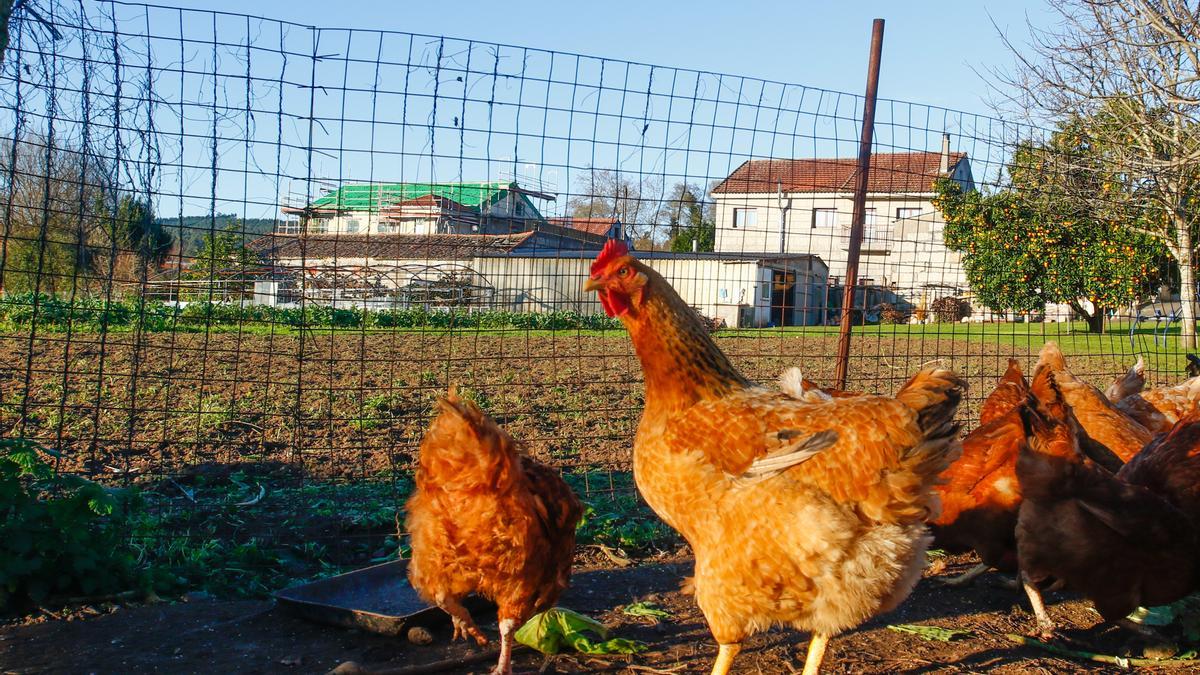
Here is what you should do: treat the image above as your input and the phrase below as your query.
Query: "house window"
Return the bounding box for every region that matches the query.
[864,208,877,226]
[345,218,361,234]
[732,208,757,229]
[308,218,329,234]
[761,282,771,301]
[276,220,300,235]
[812,208,837,228]
[377,222,397,234]
[515,201,525,216]
[896,207,922,220]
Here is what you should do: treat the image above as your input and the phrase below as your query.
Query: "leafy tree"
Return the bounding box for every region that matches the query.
[182,223,262,300]
[934,126,1166,332]
[665,183,715,253]
[995,0,1200,345]
[0,136,112,295]
[102,195,173,286]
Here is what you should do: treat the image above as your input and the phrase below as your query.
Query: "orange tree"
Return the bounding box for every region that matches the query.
[933,130,1165,332]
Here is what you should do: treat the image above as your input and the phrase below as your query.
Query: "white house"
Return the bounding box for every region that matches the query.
[710,136,974,307]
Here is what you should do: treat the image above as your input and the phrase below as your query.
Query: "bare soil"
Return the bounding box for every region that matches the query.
[1,553,1186,674]
[0,330,1134,479]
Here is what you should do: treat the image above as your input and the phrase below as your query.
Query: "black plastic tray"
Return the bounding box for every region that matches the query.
[274,560,492,636]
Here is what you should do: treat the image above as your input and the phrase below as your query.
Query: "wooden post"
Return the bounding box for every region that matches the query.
[834,18,885,391]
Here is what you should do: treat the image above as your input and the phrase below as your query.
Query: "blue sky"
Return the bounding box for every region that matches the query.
[37,1,1058,219]
[171,0,1051,115]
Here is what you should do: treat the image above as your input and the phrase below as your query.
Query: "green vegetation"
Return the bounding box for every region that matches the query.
[156,214,276,257]
[0,439,149,610]
[0,293,624,333]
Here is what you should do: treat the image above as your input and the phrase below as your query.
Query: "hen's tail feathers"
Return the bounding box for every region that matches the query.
[896,367,966,441]
[1105,356,1146,402]
[1035,341,1067,374]
[1020,376,1083,463]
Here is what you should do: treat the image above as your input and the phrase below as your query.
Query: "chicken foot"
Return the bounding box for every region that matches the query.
[438,596,488,646]
[938,562,990,587]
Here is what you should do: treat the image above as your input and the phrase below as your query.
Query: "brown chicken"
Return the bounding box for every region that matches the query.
[1104,356,1145,403]
[406,391,583,675]
[979,358,1030,425]
[584,240,965,675]
[930,378,1029,584]
[1035,342,1151,465]
[1115,374,1200,434]
[1016,382,1200,638]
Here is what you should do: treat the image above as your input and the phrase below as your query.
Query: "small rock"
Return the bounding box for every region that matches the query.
[329,661,368,675]
[280,655,303,666]
[407,626,434,646]
[173,647,182,656]
[181,591,212,603]
[1144,642,1180,660]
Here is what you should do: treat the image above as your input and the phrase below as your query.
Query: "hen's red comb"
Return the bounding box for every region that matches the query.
[591,239,630,276]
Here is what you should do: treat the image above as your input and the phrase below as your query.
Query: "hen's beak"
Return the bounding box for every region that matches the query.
[583,277,604,293]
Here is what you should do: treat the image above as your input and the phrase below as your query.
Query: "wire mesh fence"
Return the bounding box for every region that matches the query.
[0,2,1186,595]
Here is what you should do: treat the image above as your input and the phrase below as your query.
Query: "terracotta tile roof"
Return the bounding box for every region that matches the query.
[548,216,620,236]
[712,151,967,195]
[249,232,536,261]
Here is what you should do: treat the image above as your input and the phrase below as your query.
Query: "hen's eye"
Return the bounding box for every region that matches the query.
[618,267,630,278]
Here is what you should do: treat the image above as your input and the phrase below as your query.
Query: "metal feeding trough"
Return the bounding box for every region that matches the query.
[274,560,494,636]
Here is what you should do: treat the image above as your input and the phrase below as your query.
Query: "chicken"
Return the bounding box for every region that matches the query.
[584,240,965,675]
[1016,380,1200,638]
[1035,342,1151,465]
[1115,374,1200,434]
[1104,356,1145,403]
[405,390,583,675]
[929,399,1027,585]
[979,358,1029,425]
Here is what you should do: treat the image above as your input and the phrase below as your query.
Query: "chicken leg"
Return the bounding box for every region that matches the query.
[1021,572,1056,639]
[490,617,518,675]
[438,595,488,646]
[710,643,740,675]
[801,633,829,675]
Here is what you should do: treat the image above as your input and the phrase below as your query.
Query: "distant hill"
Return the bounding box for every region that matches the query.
[156,214,278,256]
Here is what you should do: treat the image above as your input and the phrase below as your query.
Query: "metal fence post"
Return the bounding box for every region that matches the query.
[834,18,885,391]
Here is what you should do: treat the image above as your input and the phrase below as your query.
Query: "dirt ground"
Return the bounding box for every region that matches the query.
[0,330,1136,479]
[2,553,1187,674]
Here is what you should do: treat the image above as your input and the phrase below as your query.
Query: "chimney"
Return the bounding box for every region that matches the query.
[939,133,951,175]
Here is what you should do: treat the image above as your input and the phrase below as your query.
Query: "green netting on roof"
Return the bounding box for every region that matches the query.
[307,181,515,211]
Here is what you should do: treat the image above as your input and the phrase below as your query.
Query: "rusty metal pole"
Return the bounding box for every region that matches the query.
[834,18,885,391]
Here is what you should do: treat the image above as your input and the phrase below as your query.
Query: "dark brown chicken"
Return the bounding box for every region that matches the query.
[406,391,583,675]
[1016,383,1200,637]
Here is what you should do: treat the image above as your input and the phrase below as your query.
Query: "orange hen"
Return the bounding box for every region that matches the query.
[1034,342,1151,465]
[405,391,583,675]
[584,240,965,675]
[1116,374,1200,434]
[978,358,1030,426]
